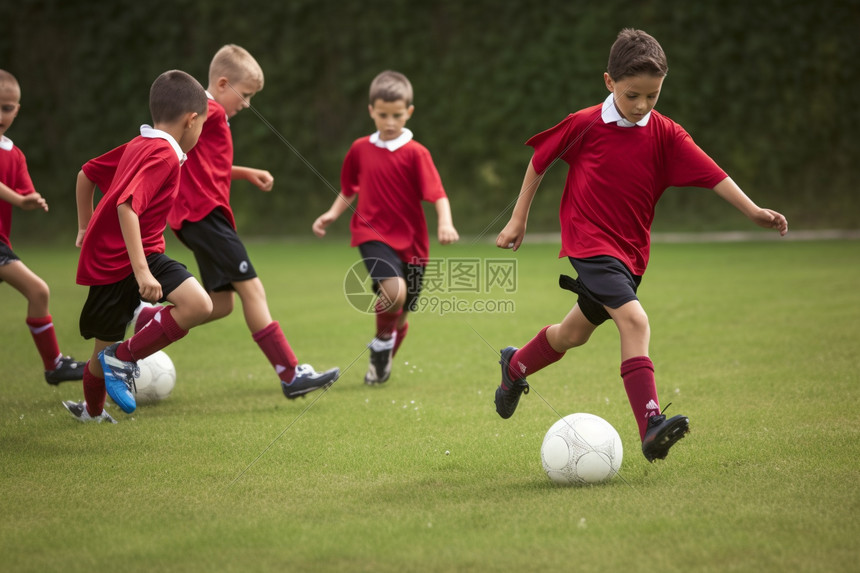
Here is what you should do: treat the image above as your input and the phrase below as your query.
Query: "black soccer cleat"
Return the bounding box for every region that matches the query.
[641,411,690,462]
[494,346,530,419]
[282,364,340,399]
[365,346,393,385]
[45,356,86,385]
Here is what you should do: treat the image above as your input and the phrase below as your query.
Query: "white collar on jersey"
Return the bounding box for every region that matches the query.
[0,136,13,151]
[369,128,413,152]
[205,90,229,125]
[601,93,652,127]
[140,124,186,165]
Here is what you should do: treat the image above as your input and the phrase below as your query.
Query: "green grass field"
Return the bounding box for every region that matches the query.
[1,238,858,572]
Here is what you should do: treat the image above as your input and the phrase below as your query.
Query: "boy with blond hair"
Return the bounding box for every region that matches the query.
[66,69,212,421]
[0,69,85,385]
[313,70,459,384]
[494,29,788,462]
[157,44,339,398]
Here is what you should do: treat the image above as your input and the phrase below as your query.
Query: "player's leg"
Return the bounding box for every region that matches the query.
[375,275,406,335]
[0,258,84,383]
[365,276,405,384]
[392,309,409,357]
[204,289,235,323]
[608,300,689,461]
[77,279,140,416]
[237,277,297,383]
[63,339,117,423]
[495,305,596,420]
[232,276,273,333]
[392,262,424,358]
[234,275,339,399]
[359,242,407,385]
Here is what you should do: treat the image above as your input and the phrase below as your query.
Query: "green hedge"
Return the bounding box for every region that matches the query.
[2,0,857,243]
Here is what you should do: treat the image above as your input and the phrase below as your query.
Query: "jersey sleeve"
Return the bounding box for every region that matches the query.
[664,128,727,189]
[116,155,172,214]
[82,143,128,194]
[12,149,36,196]
[340,142,360,197]
[526,113,583,175]
[413,146,446,202]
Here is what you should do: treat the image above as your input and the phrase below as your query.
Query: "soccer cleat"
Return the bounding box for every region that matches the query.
[98,343,139,414]
[127,301,159,335]
[44,356,86,385]
[364,337,394,385]
[641,409,690,462]
[495,346,529,419]
[281,364,340,399]
[62,400,117,424]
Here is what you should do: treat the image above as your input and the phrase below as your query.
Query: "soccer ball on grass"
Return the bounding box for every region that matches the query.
[541,412,623,485]
[133,350,176,403]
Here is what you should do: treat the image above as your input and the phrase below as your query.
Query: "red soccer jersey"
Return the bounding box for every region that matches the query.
[0,140,36,248]
[81,142,128,195]
[77,134,183,285]
[168,97,233,231]
[341,136,447,264]
[528,106,728,275]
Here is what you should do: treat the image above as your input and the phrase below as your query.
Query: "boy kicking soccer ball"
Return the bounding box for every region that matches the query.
[494,29,788,462]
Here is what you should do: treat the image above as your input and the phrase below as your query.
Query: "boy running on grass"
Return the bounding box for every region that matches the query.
[313,70,459,385]
[66,70,212,422]
[494,29,788,461]
[162,44,339,399]
[0,69,85,386]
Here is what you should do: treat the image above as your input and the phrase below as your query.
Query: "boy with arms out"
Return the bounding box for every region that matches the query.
[155,44,338,399]
[494,29,788,461]
[0,69,85,385]
[313,70,459,384]
[65,70,212,422]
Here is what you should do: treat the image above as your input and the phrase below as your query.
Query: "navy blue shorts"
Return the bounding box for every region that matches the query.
[173,209,256,292]
[79,253,193,341]
[0,242,20,283]
[358,241,425,312]
[559,256,642,326]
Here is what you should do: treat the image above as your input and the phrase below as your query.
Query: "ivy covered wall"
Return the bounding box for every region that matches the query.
[2,0,857,243]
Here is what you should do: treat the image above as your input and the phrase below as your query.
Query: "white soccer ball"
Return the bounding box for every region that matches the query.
[541,412,623,485]
[133,350,176,403]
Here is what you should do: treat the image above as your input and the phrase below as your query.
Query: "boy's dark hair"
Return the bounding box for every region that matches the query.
[149,70,208,125]
[607,28,668,80]
[369,70,413,106]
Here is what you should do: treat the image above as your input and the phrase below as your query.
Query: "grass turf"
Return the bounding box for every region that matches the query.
[1,238,858,572]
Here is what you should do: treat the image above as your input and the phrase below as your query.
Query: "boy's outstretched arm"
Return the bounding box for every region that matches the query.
[75,170,96,247]
[497,158,544,251]
[232,165,274,191]
[312,192,356,237]
[713,177,788,236]
[1,181,48,212]
[435,197,459,245]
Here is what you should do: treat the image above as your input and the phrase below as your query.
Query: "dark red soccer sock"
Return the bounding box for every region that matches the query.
[375,307,402,341]
[620,356,662,441]
[82,361,106,417]
[118,306,188,362]
[26,315,61,370]
[252,321,299,383]
[392,321,409,357]
[133,305,161,335]
[508,325,565,381]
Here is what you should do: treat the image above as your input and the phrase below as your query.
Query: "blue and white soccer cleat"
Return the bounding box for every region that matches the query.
[98,343,139,414]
